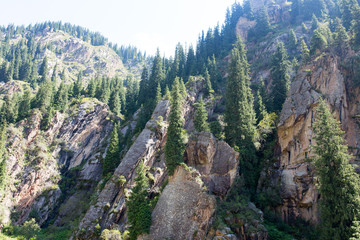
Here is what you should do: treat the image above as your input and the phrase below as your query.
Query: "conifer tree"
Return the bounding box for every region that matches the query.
[87,78,96,98]
[127,161,152,240]
[203,68,213,97]
[254,6,271,38]
[164,85,171,101]
[334,18,349,55]
[165,78,185,175]
[352,5,360,47]
[270,42,290,112]
[301,39,311,62]
[73,72,83,99]
[155,82,162,104]
[225,39,257,192]
[288,29,298,50]
[102,123,120,176]
[39,56,48,76]
[313,99,360,240]
[312,14,320,30]
[109,90,121,116]
[32,79,53,112]
[310,28,328,54]
[138,65,149,106]
[0,95,18,123]
[255,90,267,123]
[194,97,209,132]
[18,89,32,121]
[54,82,68,112]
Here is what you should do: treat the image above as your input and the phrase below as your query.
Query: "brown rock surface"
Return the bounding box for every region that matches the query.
[186,132,239,196]
[145,165,216,240]
[261,54,360,224]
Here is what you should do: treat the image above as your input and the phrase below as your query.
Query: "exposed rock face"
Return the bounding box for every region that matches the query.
[76,100,171,239]
[186,132,239,196]
[261,54,360,224]
[0,100,113,225]
[146,165,216,240]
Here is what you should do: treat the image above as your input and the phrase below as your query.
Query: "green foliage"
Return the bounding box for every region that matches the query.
[194,97,209,132]
[301,39,310,62]
[270,42,290,113]
[203,68,213,97]
[126,162,152,240]
[209,121,223,139]
[102,123,120,176]
[313,99,360,240]
[252,6,271,38]
[164,78,185,175]
[287,29,298,50]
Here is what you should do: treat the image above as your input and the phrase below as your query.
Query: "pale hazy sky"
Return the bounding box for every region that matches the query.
[0,0,239,56]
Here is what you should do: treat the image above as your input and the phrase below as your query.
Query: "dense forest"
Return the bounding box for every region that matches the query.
[1,0,360,239]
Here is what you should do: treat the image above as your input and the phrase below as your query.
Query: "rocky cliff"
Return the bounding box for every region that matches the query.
[0,99,114,226]
[259,52,360,224]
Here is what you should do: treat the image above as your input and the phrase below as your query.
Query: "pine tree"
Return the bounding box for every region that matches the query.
[350,219,360,240]
[313,99,360,240]
[165,78,185,175]
[109,90,121,116]
[18,89,32,121]
[270,42,290,112]
[32,79,53,112]
[254,6,271,38]
[0,95,18,123]
[310,28,328,54]
[352,5,360,47]
[255,90,267,123]
[126,161,152,240]
[301,39,311,62]
[194,97,209,132]
[54,82,68,112]
[312,14,320,30]
[155,82,162,104]
[102,123,120,176]
[224,39,257,192]
[203,68,213,97]
[288,29,298,50]
[87,78,96,97]
[334,18,349,55]
[73,72,83,99]
[39,56,48,76]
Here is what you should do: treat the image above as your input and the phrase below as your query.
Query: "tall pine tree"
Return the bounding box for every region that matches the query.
[313,99,360,240]
[164,78,185,175]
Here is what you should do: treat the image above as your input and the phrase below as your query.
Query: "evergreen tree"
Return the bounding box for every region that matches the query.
[138,65,149,106]
[203,68,213,97]
[0,95,18,123]
[164,78,185,175]
[312,14,320,30]
[253,6,271,38]
[41,106,54,130]
[310,28,328,54]
[224,40,257,192]
[313,99,360,240]
[270,42,290,112]
[18,89,32,121]
[148,49,164,99]
[350,219,360,240]
[352,5,360,47]
[54,82,68,112]
[126,161,152,240]
[39,56,48,76]
[102,123,120,176]
[29,62,38,88]
[255,90,267,123]
[32,79,52,112]
[73,72,83,99]
[87,78,96,97]
[164,85,171,101]
[301,39,311,62]
[334,18,349,55]
[109,90,121,116]
[194,97,209,132]
[155,82,162,104]
[288,29,298,50]
[51,64,57,85]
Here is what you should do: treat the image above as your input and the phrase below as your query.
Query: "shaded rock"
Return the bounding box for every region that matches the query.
[186,132,239,196]
[145,165,216,240]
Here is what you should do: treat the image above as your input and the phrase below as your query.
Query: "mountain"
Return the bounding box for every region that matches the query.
[1,0,360,239]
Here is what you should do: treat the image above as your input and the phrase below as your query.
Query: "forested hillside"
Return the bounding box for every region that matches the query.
[1,0,360,239]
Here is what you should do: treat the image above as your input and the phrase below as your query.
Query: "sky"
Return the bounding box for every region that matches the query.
[0,0,239,57]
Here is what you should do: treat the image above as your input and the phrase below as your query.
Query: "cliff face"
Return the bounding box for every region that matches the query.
[0,99,113,226]
[260,53,360,224]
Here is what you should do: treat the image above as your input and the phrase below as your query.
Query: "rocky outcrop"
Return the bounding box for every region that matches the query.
[186,132,239,196]
[76,100,171,239]
[260,53,360,224]
[146,165,216,240]
[0,99,113,225]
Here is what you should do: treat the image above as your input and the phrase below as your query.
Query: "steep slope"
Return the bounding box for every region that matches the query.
[259,51,360,224]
